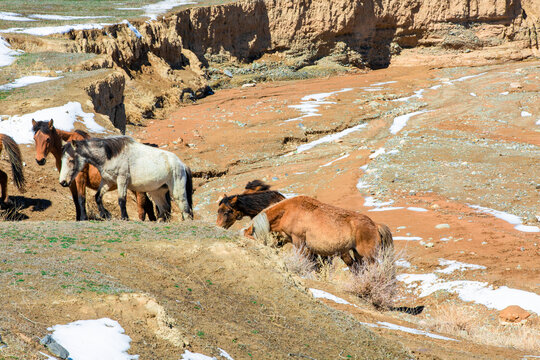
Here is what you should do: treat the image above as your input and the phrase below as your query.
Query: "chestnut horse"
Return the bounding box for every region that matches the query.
[0,133,26,204]
[217,180,284,229]
[32,119,156,221]
[244,196,393,271]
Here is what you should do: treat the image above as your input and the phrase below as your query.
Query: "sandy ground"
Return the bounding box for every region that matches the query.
[1,59,539,358]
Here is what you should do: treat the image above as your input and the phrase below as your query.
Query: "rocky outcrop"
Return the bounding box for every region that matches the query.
[85,72,126,133]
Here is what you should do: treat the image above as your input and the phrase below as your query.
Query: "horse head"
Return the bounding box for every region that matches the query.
[216,195,243,229]
[59,140,87,187]
[32,119,55,165]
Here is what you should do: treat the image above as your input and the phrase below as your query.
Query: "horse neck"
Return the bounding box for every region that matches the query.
[263,202,286,231]
[47,130,65,171]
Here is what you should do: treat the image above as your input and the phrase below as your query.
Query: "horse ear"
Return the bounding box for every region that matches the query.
[32,119,37,127]
[71,140,80,150]
[48,119,54,129]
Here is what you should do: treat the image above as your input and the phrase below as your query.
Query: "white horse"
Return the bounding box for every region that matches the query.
[59,136,193,221]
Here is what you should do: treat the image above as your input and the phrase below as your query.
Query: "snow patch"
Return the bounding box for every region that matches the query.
[285,88,353,123]
[363,196,393,207]
[369,147,385,159]
[48,318,138,360]
[29,14,110,20]
[435,259,486,274]
[407,207,428,212]
[375,321,458,341]
[143,0,197,20]
[398,273,540,315]
[180,350,215,360]
[0,102,106,144]
[0,75,62,91]
[393,236,423,241]
[0,11,35,22]
[370,81,397,86]
[393,89,425,102]
[0,36,21,67]
[1,23,112,36]
[294,123,367,153]
[389,110,431,134]
[218,348,234,360]
[521,111,532,117]
[469,204,540,233]
[395,259,411,268]
[321,153,349,167]
[368,207,404,212]
[310,288,353,306]
[122,20,142,38]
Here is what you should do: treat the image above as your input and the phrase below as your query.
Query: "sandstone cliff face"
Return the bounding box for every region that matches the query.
[85,72,127,133]
[70,0,538,71]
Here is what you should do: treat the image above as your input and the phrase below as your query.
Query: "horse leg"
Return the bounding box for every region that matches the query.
[95,183,111,219]
[69,182,82,221]
[170,170,192,221]
[134,191,155,221]
[74,173,88,221]
[0,169,7,205]
[149,190,170,222]
[117,177,129,221]
[341,251,359,273]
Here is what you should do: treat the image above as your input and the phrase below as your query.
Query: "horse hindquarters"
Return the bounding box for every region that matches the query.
[169,164,193,220]
[148,188,171,221]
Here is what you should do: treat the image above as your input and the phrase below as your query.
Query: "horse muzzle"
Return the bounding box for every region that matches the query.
[59,180,70,188]
[36,158,46,166]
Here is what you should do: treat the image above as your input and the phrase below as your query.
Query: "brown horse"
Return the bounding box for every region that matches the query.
[32,119,156,221]
[0,134,26,205]
[244,196,393,271]
[217,180,285,229]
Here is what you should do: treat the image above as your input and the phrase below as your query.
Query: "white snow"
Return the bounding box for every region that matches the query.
[435,259,486,274]
[356,179,370,190]
[500,91,509,95]
[0,36,21,67]
[0,23,112,36]
[363,196,394,207]
[393,236,423,241]
[369,147,385,159]
[180,350,215,360]
[521,111,532,117]
[142,0,197,20]
[470,92,476,97]
[321,153,349,167]
[362,87,383,92]
[48,318,138,360]
[122,20,142,38]
[29,14,110,20]
[285,88,353,123]
[38,351,57,360]
[469,204,540,233]
[0,75,62,91]
[359,164,368,171]
[443,72,487,84]
[389,110,431,134]
[294,123,367,153]
[395,259,411,268]
[0,11,35,22]
[375,322,457,341]
[407,207,428,212]
[536,119,540,125]
[0,102,106,144]
[429,84,442,90]
[393,89,425,102]
[368,207,405,212]
[218,349,234,360]
[370,81,397,86]
[310,288,353,306]
[398,273,540,315]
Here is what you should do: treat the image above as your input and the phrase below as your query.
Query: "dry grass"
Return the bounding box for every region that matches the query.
[423,302,540,352]
[283,246,317,279]
[342,247,400,309]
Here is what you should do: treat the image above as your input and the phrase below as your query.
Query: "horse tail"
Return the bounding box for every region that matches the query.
[377,223,394,252]
[0,134,25,192]
[251,211,270,240]
[185,166,193,211]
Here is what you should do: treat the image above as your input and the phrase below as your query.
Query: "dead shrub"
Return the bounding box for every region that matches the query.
[342,246,400,309]
[283,246,317,279]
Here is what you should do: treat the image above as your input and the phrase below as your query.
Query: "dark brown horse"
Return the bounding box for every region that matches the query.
[244,196,393,271]
[216,180,284,229]
[0,133,26,205]
[32,119,156,221]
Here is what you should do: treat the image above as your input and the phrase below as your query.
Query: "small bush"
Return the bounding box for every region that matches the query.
[283,246,317,279]
[343,247,399,309]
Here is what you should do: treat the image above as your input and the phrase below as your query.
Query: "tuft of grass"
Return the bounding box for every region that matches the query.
[342,247,400,309]
[283,246,317,279]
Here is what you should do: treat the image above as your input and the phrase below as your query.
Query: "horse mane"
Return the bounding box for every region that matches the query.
[92,136,134,159]
[32,121,55,135]
[244,180,271,192]
[32,120,90,139]
[220,191,285,218]
[62,142,75,156]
